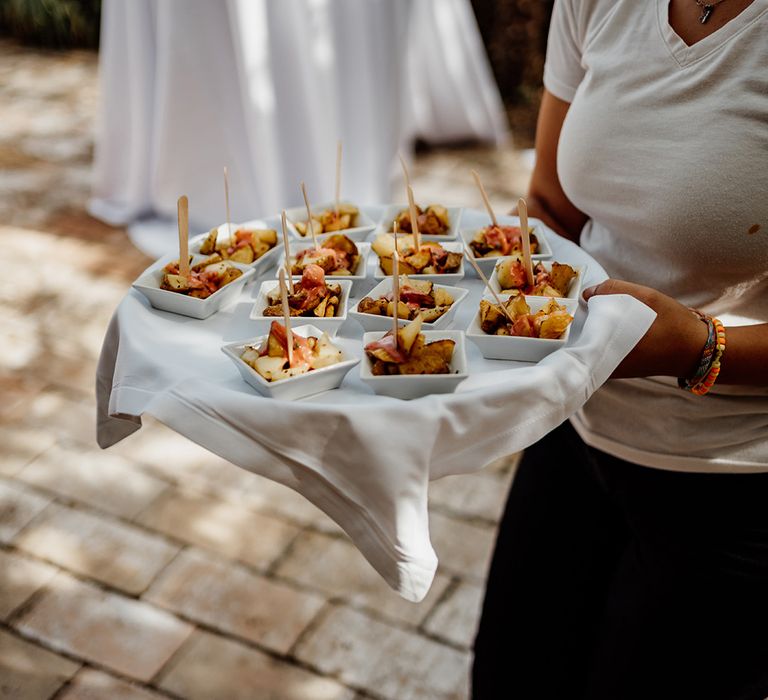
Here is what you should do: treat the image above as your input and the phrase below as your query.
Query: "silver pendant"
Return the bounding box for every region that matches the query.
[700,4,714,23]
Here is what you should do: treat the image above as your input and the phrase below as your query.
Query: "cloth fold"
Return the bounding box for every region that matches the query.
[97,210,655,600]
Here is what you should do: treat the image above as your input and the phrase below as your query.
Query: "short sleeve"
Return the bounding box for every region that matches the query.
[543,0,587,103]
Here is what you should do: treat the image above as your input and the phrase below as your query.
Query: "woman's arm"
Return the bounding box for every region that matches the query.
[514,90,589,242]
[584,280,768,385]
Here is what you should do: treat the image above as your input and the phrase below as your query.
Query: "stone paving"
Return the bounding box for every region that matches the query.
[0,39,532,700]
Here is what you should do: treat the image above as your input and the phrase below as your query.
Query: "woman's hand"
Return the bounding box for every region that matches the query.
[583,279,708,379]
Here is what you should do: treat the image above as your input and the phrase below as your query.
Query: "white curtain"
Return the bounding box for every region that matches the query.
[89,0,506,254]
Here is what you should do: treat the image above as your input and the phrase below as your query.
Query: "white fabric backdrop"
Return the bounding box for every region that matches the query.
[89,0,507,256]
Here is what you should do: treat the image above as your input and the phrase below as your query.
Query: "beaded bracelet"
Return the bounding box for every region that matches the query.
[678,310,726,395]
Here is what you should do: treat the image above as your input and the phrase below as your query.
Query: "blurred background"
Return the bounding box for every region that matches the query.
[1,1,551,698]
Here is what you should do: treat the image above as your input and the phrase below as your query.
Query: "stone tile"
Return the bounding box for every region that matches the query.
[59,668,166,700]
[16,572,193,682]
[0,424,57,477]
[17,389,97,447]
[423,581,486,649]
[295,605,470,700]
[136,490,300,571]
[145,548,324,654]
[0,627,79,699]
[159,630,356,700]
[0,478,52,543]
[275,530,451,628]
[429,511,497,582]
[428,470,513,523]
[17,444,169,519]
[15,503,180,595]
[0,549,58,619]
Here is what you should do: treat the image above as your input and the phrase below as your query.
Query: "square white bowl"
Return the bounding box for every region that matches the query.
[249,279,352,336]
[275,242,370,293]
[373,240,465,284]
[132,255,255,320]
[489,260,585,301]
[284,202,376,242]
[459,215,554,276]
[466,296,578,362]
[189,217,284,277]
[377,204,462,241]
[360,330,468,400]
[349,278,469,332]
[222,324,360,400]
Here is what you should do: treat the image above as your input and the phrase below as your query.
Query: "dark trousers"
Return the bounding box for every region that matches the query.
[472,421,768,700]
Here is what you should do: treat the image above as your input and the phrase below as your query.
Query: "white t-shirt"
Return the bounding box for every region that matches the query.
[544,0,768,472]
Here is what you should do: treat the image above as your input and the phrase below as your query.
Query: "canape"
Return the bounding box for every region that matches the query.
[378,204,462,240]
[222,322,359,400]
[372,234,465,283]
[360,315,468,399]
[132,254,254,319]
[349,276,468,331]
[250,265,351,335]
[489,259,583,300]
[459,215,553,275]
[466,295,578,362]
[285,202,376,242]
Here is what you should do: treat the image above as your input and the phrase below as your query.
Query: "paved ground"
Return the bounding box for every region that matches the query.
[0,40,532,700]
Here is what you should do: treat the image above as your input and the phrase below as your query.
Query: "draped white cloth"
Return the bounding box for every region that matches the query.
[89,0,507,255]
[96,213,657,601]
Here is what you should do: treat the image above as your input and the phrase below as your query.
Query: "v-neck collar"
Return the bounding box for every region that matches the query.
[656,0,768,67]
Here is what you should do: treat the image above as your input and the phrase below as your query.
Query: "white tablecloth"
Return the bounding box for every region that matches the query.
[89,0,506,246]
[96,208,656,601]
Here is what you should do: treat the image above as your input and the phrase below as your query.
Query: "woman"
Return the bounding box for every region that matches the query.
[472,1,768,698]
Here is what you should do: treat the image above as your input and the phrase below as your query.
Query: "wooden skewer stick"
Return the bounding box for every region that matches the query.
[281,210,294,294]
[407,184,421,253]
[223,166,233,246]
[398,153,411,189]
[471,169,498,228]
[300,181,320,251]
[463,243,516,324]
[177,195,190,279]
[278,268,294,368]
[392,249,400,339]
[518,197,534,287]
[334,140,342,216]
[392,219,399,261]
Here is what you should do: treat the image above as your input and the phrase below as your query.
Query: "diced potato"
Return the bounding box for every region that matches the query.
[397,315,423,353]
[251,241,270,259]
[427,204,450,228]
[396,352,449,375]
[538,310,574,339]
[162,274,190,291]
[221,267,243,285]
[444,252,463,272]
[424,339,455,364]
[253,229,278,245]
[420,306,448,323]
[199,228,218,255]
[253,355,288,382]
[324,213,351,232]
[386,300,411,319]
[357,297,381,315]
[229,246,255,264]
[267,331,284,357]
[505,295,531,318]
[405,251,431,271]
[479,299,504,333]
[549,262,577,296]
[314,297,328,317]
[380,256,417,276]
[432,287,453,306]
